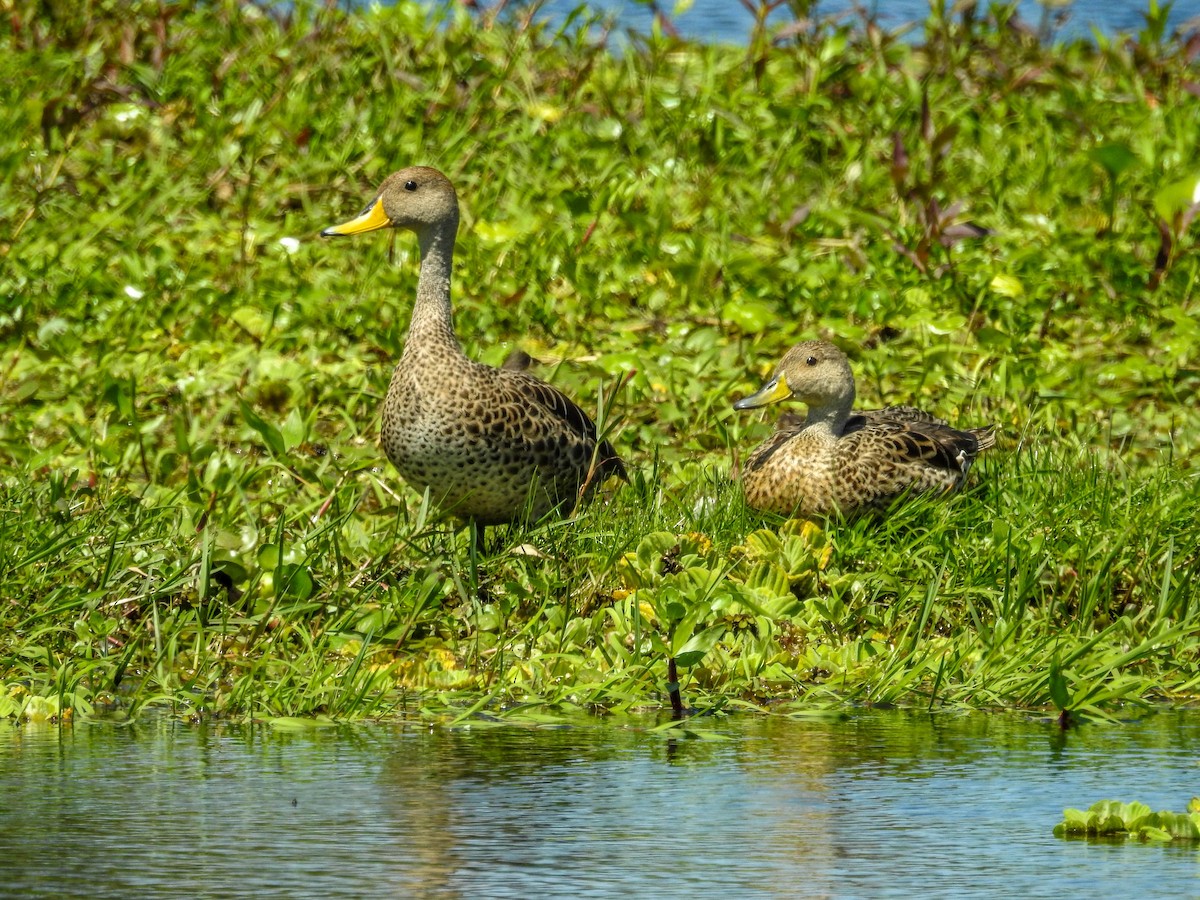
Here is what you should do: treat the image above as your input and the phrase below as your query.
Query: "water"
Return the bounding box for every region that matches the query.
[2,711,1199,898]
[534,0,1200,44]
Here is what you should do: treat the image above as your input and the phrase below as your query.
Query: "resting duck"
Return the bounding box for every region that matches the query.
[734,340,995,517]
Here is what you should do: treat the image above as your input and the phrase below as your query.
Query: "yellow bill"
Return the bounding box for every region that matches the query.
[321,197,391,237]
[733,373,793,410]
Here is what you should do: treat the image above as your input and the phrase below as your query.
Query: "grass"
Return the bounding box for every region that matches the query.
[1,0,1199,723]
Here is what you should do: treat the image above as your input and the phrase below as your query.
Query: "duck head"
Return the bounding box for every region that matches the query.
[321,166,459,237]
[734,340,856,413]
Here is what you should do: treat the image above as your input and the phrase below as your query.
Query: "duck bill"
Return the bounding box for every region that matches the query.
[733,374,792,410]
[321,197,391,237]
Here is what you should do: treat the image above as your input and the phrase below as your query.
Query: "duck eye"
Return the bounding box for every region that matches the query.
[404,180,418,192]
[806,356,817,366]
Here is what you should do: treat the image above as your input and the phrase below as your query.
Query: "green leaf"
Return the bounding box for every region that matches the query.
[989,272,1025,299]
[281,407,308,451]
[239,399,285,456]
[1088,143,1138,178]
[276,564,314,600]
[744,528,784,560]
[742,561,790,596]
[674,623,726,668]
[257,544,281,571]
[1161,811,1200,839]
[721,299,776,334]
[661,599,687,621]
[1062,808,1090,830]
[1154,175,1200,221]
[102,376,136,420]
[1122,801,1153,825]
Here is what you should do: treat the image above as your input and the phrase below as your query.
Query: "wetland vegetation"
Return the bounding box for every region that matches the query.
[2,0,1199,723]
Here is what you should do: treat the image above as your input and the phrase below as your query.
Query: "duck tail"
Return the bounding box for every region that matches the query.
[598,442,629,483]
[970,425,999,453]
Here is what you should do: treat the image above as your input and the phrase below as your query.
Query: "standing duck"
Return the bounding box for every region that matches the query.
[733,340,996,517]
[322,166,625,525]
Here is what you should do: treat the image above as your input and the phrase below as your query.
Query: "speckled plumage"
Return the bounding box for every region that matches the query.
[323,166,625,525]
[734,341,996,518]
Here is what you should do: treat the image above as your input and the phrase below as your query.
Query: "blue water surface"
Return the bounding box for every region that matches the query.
[2,710,1199,898]
[528,0,1200,44]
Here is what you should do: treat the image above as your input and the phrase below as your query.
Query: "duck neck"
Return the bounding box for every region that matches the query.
[405,220,462,354]
[803,396,854,438]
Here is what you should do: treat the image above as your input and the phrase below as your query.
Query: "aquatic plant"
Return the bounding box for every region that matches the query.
[1055,800,1200,842]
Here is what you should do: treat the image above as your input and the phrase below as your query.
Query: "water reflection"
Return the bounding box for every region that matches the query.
[1,712,1199,898]
[378,724,842,897]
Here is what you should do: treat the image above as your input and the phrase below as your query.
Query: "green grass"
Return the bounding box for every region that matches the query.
[2,0,1199,723]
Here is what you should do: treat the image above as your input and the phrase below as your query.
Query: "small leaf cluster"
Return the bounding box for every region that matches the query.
[1055,799,1200,842]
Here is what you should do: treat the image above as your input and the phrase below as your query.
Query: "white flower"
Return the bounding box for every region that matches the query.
[279,237,300,254]
[112,105,142,124]
[124,285,144,299]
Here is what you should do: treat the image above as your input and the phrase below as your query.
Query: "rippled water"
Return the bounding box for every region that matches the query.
[2,711,1199,898]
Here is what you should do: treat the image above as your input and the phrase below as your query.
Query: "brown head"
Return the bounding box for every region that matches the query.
[734,340,856,414]
[321,166,459,239]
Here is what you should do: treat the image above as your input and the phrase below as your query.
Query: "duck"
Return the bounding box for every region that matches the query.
[321,166,625,526]
[733,340,996,517]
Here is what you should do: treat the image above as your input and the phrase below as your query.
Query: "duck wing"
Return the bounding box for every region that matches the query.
[845,416,992,475]
[501,370,628,483]
[845,406,949,434]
